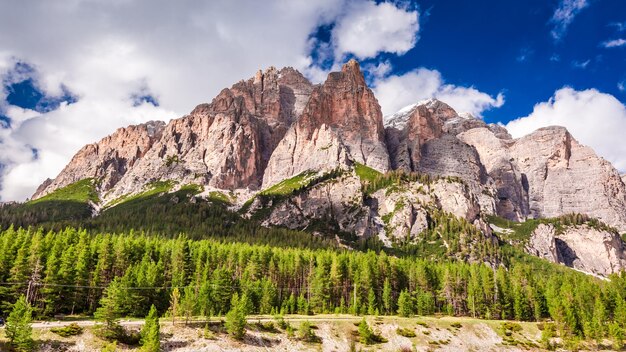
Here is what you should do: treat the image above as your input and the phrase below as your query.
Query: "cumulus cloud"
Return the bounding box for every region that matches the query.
[506,87,626,172]
[0,0,434,200]
[332,1,419,60]
[550,0,589,41]
[0,0,354,200]
[602,38,626,48]
[373,68,504,117]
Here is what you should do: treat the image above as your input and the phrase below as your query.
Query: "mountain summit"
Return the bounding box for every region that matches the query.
[30,61,626,276]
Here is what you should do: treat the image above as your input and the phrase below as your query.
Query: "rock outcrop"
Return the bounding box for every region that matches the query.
[459,126,626,231]
[32,121,166,199]
[262,60,390,188]
[260,174,375,237]
[526,223,626,277]
[34,67,313,202]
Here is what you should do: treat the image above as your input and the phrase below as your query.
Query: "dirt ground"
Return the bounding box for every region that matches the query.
[0,314,612,351]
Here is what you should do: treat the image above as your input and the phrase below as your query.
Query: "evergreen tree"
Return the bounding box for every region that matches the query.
[367,288,377,315]
[180,286,196,325]
[397,290,413,317]
[298,320,317,342]
[382,278,393,315]
[5,295,34,352]
[609,322,624,350]
[168,287,180,326]
[95,278,123,333]
[140,304,160,352]
[225,293,248,340]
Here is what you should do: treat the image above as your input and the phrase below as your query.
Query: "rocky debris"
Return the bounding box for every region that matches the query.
[431,180,481,221]
[526,223,626,277]
[526,224,561,263]
[371,182,431,241]
[263,59,390,188]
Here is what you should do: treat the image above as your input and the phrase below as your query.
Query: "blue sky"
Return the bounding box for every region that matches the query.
[0,0,625,200]
[381,0,626,124]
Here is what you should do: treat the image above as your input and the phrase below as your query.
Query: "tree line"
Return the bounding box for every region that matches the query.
[0,226,624,345]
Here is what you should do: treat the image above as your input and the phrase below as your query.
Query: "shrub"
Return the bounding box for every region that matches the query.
[358,319,387,345]
[502,322,522,333]
[298,321,319,343]
[396,327,416,338]
[450,322,462,329]
[51,323,84,337]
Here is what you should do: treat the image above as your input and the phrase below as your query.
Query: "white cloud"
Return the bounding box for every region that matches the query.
[619,81,625,92]
[608,21,626,32]
[506,87,626,172]
[572,59,591,69]
[373,68,504,117]
[0,0,348,200]
[602,38,626,48]
[550,0,589,41]
[332,1,419,60]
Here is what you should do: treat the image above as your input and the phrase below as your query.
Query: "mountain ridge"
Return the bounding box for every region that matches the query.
[28,60,626,276]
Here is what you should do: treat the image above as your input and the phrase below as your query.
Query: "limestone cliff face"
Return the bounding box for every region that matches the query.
[526,223,626,277]
[384,100,496,215]
[262,60,390,188]
[459,126,626,231]
[32,121,166,199]
[34,66,313,202]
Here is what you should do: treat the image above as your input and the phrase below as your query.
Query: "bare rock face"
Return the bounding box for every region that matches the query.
[385,99,458,171]
[457,128,530,222]
[526,224,561,263]
[527,223,626,277]
[385,100,497,215]
[459,126,626,231]
[371,182,431,241]
[512,128,611,222]
[262,174,374,237]
[263,60,390,188]
[32,121,166,199]
[34,67,313,201]
[431,180,481,221]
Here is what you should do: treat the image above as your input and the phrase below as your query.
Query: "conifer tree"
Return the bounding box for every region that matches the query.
[141,304,160,352]
[367,288,377,315]
[397,290,413,317]
[94,278,126,340]
[225,293,248,340]
[382,278,393,315]
[5,295,34,352]
[169,287,180,326]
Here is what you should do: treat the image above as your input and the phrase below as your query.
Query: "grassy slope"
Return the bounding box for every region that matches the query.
[29,178,98,204]
[259,171,318,197]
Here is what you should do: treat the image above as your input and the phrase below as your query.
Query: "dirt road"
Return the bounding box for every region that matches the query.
[29,314,363,329]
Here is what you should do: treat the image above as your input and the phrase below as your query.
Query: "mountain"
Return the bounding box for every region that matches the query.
[262,59,389,188]
[28,60,626,276]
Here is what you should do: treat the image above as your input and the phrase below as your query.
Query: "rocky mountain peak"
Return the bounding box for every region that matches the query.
[32,60,626,235]
[262,60,390,187]
[32,120,166,199]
